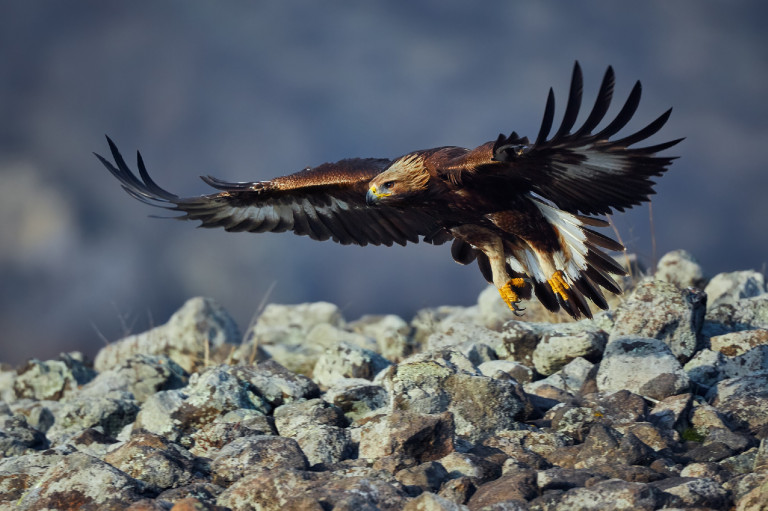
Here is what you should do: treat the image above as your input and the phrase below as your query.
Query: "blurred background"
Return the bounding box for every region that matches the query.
[1,2,766,365]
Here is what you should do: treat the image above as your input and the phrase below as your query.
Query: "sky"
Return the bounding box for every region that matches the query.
[1,2,767,365]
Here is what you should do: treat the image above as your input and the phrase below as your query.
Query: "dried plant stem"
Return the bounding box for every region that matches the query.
[607,215,633,282]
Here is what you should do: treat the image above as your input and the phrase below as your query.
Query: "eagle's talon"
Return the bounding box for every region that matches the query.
[499,279,527,315]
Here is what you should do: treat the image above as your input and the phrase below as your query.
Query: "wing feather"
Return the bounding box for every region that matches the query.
[97,137,442,247]
[485,63,681,215]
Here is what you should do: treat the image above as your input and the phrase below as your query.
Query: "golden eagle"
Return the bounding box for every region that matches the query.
[97,63,681,319]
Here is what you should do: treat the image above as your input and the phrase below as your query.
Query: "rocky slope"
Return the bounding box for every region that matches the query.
[1,250,768,510]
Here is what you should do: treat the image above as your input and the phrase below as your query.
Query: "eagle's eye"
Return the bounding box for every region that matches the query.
[383,181,395,189]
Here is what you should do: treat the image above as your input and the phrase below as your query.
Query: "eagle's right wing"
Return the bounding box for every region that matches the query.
[483,62,682,216]
[96,137,445,247]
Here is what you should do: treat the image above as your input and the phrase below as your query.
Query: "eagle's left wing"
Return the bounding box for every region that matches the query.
[485,62,682,216]
[96,137,445,247]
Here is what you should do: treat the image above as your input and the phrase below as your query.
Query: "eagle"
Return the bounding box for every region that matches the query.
[97,63,681,320]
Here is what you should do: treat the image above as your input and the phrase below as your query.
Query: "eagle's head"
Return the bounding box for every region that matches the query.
[366,153,430,206]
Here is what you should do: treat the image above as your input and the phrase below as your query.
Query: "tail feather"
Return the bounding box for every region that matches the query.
[525,198,627,319]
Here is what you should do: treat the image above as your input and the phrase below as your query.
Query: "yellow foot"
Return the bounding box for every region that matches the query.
[499,279,526,316]
[548,270,571,301]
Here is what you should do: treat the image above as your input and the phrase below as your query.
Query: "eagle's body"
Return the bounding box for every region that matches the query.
[98,63,681,319]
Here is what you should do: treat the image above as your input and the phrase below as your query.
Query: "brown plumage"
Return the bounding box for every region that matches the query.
[97,62,681,319]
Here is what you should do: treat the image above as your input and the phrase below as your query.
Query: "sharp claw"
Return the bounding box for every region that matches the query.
[499,279,527,317]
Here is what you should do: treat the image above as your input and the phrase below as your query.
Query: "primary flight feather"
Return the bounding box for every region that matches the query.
[97,62,681,319]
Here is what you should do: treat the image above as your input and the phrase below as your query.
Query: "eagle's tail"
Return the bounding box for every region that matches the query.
[520,199,625,319]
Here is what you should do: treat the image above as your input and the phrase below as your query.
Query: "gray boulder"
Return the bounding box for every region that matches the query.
[654,249,706,289]
[94,297,240,374]
[609,279,706,362]
[597,337,690,400]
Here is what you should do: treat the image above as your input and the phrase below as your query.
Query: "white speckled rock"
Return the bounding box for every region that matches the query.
[609,279,706,363]
[597,337,690,400]
[705,270,765,308]
[312,341,392,388]
[654,249,705,290]
[94,297,240,374]
[532,330,606,376]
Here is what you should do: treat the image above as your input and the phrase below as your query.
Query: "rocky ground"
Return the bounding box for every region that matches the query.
[2,249,768,510]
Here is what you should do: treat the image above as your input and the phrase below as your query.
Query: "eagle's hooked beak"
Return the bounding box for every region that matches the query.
[366,185,390,206]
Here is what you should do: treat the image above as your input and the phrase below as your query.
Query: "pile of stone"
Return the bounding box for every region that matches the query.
[1,250,767,510]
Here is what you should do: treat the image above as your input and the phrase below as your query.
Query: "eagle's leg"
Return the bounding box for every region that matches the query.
[499,278,527,315]
[547,270,570,301]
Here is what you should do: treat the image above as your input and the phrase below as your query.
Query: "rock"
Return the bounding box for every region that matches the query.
[438,451,502,486]
[312,341,392,387]
[711,329,768,357]
[274,398,351,465]
[682,441,735,463]
[437,476,476,506]
[686,344,768,389]
[244,301,344,375]
[348,314,416,363]
[526,357,595,395]
[216,467,408,510]
[13,352,96,401]
[382,350,526,442]
[532,330,606,376]
[104,432,201,492]
[498,318,608,368]
[593,389,649,425]
[609,279,706,363]
[704,294,768,337]
[705,427,754,453]
[0,414,48,456]
[410,306,482,349]
[46,390,140,445]
[155,483,224,508]
[734,476,768,511]
[555,478,670,510]
[0,448,75,506]
[548,405,604,443]
[358,411,455,462]
[705,270,765,308]
[707,371,768,435]
[618,422,675,452]
[274,398,347,435]
[684,349,728,389]
[651,476,732,509]
[573,423,655,469]
[536,467,605,492]
[94,297,240,374]
[426,322,503,366]
[67,428,119,457]
[14,452,148,510]
[324,378,389,422]
[477,360,533,384]
[132,365,270,445]
[720,448,759,475]
[209,435,308,486]
[654,249,705,289]
[648,393,692,432]
[466,470,537,508]
[402,491,468,511]
[596,337,690,400]
[80,354,188,403]
[232,360,320,408]
[189,408,275,457]
[395,461,449,495]
[680,461,732,484]
[488,429,571,466]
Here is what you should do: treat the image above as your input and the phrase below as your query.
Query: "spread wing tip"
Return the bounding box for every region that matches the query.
[96,136,177,206]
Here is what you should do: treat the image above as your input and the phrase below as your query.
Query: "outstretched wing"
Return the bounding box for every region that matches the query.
[489,62,682,215]
[96,137,444,247]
